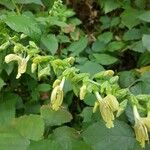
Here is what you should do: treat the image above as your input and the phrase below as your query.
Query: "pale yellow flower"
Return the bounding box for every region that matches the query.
[5,54,29,79]
[50,85,64,111]
[133,105,150,148]
[80,85,87,100]
[50,77,65,111]
[94,92,119,128]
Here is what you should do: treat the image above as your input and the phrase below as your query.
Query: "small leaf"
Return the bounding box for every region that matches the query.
[93,53,118,65]
[12,114,44,141]
[107,41,125,52]
[40,105,72,126]
[68,36,88,56]
[142,34,150,51]
[41,34,58,55]
[38,84,51,92]
[77,61,105,76]
[0,78,5,90]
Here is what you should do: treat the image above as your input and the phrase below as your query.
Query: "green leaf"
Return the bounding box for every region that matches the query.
[41,34,58,55]
[28,140,59,150]
[119,71,136,88]
[138,52,150,67]
[12,114,44,141]
[107,41,125,52]
[0,0,14,9]
[77,61,105,76]
[37,84,51,92]
[0,127,30,150]
[14,0,43,5]
[3,13,41,40]
[0,78,5,90]
[80,107,93,123]
[82,121,135,150]
[121,8,141,29]
[142,34,150,51]
[123,28,142,41]
[40,105,72,126]
[100,0,120,14]
[138,11,150,22]
[68,36,88,56]
[0,93,18,126]
[97,32,113,44]
[51,126,92,150]
[93,53,118,65]
[130,41,146,53]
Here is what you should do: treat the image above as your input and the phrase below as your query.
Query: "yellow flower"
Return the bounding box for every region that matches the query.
[50,85,64,111]
[133,105,150,148]
[95,92,119,128]
[80,85,87,100]
[5,54,29,79]
[50,77,65,111]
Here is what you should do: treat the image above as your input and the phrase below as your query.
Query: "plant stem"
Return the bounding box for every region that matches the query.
[11,0,20,15]
[95,91,102,102]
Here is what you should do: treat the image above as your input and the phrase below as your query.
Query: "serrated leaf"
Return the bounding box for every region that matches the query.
[107,41,125,52]
[0,0,14,9]
[138,11,150,22]
[51,126,92,150]
[28,140,59,150]
[3,13,41,40]
[41,34,58,55]
[93,53,118,65]
[0,93,18,126]
[12,114,44,141]
[142,34,150,51]
[0,127,30,150]
[82,121,136,150]
[40,105,72,126]
[77,61,105,76]
[121,8,141,29]
[68,36,88,56]
[14,0,43,5]
[123,28,142,41]
[102,0,120,13]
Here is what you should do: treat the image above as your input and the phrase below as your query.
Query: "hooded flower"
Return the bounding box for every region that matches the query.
[133,105,150,148]
[94,92,119,128]
[80,85,87,100]
[50,77,65,111]
[5,54,29,79]
[50,85,64,111]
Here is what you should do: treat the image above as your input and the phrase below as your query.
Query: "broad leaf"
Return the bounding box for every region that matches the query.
[82,121,136,150]
[12,114,44,141]
[0,127,30,150]
[3,13,41,40]
[40,105,72,126]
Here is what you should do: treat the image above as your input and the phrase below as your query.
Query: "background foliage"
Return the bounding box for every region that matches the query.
[0,0,150,149]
